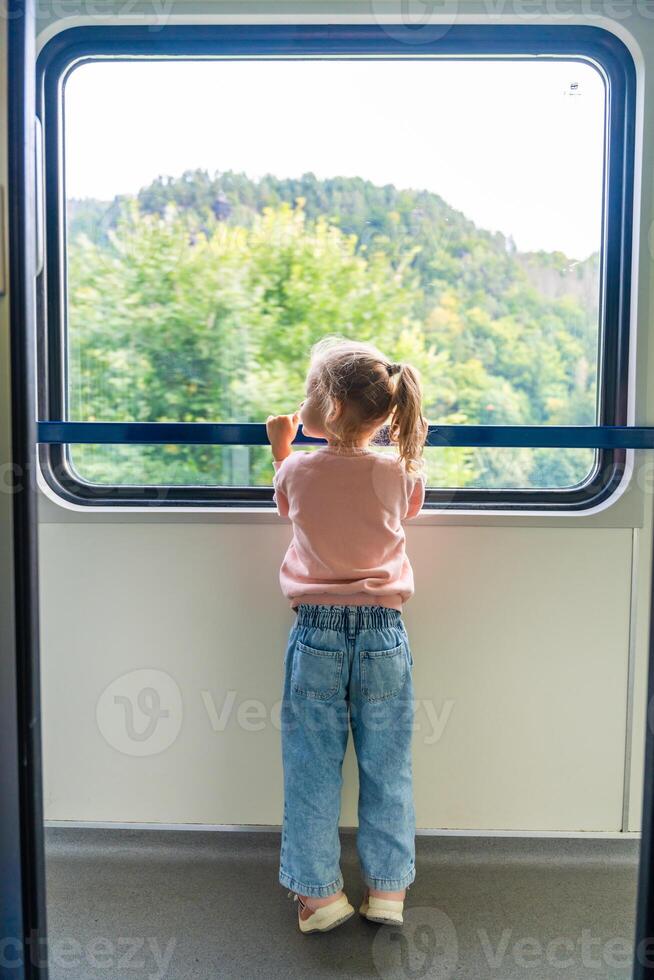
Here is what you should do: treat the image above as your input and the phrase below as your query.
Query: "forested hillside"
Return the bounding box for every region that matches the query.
[66,169,599,490]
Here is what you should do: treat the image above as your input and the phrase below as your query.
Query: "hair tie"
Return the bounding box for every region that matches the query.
[387,362,402,377]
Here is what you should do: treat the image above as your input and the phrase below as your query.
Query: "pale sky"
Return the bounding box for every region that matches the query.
[65,58,605,260]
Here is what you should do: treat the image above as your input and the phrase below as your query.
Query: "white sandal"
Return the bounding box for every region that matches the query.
[288,890,355,934]
[359,887,406,925]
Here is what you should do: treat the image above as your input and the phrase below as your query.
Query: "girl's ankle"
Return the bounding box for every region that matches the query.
[367,887,406,900]
[299,889,343,908]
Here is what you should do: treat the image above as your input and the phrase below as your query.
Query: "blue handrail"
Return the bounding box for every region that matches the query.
[37,421,654,449]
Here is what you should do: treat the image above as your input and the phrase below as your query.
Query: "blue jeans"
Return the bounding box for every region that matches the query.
[279,603,416,898]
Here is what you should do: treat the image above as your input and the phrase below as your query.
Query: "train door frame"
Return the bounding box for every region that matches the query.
[2,0,49,977]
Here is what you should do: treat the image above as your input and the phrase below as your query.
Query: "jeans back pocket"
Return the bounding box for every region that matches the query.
[360,642,408,702]
[291,640,344,702]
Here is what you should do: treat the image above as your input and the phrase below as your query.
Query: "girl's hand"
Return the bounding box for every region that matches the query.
[266,411,301,462]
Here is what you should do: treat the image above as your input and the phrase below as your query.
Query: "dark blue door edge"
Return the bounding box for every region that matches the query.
[4,0,48,976]
[634,531,654,980]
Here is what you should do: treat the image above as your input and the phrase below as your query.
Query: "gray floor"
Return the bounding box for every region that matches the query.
[44,828,640,979]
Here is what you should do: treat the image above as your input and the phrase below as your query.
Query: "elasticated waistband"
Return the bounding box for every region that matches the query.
[294,603,403,633]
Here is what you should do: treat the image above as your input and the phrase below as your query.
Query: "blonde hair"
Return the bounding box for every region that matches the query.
[306,336,428,477]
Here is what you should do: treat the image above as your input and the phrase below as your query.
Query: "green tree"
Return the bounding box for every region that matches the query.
[66,170,601,492]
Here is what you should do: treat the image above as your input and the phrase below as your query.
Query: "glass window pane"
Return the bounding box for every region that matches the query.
[64,58,604,491]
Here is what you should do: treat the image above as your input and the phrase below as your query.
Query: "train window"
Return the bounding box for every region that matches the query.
[36,26,634,509]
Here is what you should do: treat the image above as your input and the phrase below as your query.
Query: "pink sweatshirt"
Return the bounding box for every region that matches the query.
[272,445,426,611]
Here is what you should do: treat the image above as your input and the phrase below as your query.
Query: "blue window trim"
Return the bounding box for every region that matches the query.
[37,421,654,450]
[35,23,637,510]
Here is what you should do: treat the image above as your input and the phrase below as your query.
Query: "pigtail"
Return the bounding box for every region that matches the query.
[387,363,429,477]
[304,335,428,471]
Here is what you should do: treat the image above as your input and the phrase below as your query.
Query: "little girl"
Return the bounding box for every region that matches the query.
[266,336,428,934]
